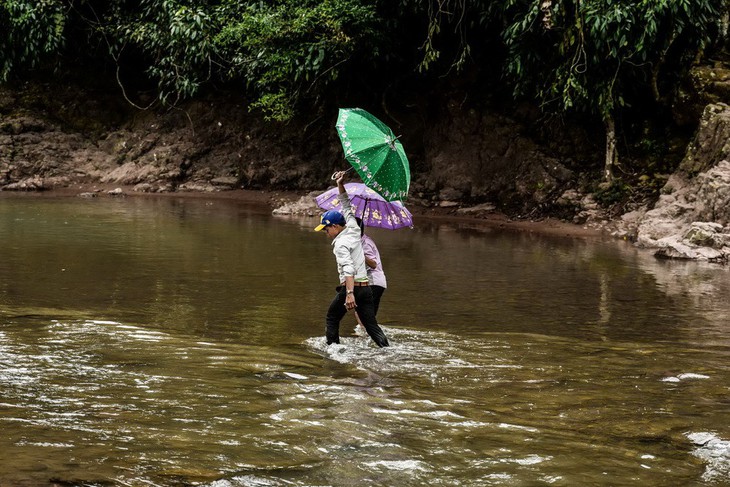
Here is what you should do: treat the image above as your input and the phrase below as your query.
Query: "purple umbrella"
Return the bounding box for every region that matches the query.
[315,183,413,230]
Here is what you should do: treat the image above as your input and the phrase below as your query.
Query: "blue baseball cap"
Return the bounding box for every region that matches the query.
[314,210,346,231]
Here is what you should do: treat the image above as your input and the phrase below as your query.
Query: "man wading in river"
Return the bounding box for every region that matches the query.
[314,171,390,347]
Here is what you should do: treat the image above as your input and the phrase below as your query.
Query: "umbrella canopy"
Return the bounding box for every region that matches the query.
[336,108,410,202]
[316,183,413,230]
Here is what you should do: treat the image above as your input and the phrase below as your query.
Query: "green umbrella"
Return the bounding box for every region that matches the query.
[335,108,410,202]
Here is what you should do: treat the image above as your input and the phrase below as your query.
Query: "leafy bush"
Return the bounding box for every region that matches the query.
[214,0,380,120]
[1,0,728,132]
[0,0,66,80]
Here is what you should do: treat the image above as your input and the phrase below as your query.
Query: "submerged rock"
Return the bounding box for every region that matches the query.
[272,192,320,216]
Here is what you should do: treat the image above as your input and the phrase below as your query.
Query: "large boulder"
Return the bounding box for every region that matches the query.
[679,103,730,176]
[635,104,730,263]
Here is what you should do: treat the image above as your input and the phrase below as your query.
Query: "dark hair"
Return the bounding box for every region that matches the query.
[355,217,365,236]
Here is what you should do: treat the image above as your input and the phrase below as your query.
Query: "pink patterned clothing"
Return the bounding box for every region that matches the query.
[361,234,387,288]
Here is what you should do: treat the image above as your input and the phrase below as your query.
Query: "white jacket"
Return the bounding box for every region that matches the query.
[331,191,368,284]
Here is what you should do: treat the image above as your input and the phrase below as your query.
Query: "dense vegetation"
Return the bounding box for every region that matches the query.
[1,0,728,183]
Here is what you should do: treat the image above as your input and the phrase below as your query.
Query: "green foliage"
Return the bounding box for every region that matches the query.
[402,0,492,73]
[249,90,294,122]
[103,0,217,105]
[1,0,381,119]
[0,0,727,130]
[498,0,723,121]
[83,0,380,119]
[0,0,66,81]
[214,0,379,120]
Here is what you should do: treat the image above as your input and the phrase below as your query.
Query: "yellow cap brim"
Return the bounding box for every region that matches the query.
[314,223,326,232]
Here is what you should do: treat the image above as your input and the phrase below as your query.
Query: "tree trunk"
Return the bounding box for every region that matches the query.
[604,115,617,182]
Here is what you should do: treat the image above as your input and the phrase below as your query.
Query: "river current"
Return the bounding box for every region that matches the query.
[1,194,729,486]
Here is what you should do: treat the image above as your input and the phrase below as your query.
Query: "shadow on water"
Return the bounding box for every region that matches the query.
[1,196,730,486]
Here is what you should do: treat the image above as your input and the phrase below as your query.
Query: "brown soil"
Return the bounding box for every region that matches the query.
[0,83,599,220]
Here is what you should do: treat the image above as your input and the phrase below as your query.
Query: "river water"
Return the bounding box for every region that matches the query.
[1,194,729,486]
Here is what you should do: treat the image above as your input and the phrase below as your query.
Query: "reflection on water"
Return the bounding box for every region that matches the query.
[1,194,730,486]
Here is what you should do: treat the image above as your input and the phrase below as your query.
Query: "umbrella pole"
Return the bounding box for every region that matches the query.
[351,310,367,337]
[353,200,367,334]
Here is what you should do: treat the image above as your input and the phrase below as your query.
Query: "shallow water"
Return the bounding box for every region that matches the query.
[1,194,729,486]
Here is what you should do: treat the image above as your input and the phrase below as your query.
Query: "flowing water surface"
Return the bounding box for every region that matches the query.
[1,194,729,486]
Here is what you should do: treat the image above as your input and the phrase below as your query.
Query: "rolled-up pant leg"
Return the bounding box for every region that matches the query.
[354,287,389,347]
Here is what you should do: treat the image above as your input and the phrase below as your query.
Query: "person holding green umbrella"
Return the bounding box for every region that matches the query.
[335,108,410,202]
[314,171,390,348]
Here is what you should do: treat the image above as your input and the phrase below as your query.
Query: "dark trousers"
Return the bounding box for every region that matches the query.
[326,286,389,347]
[371,285,385,318]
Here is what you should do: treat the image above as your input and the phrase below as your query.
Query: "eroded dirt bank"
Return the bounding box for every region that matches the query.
[3,65,730,258]
[0,81,602,217]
